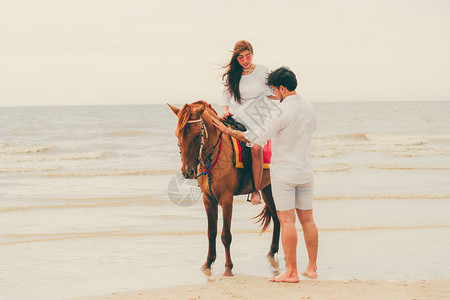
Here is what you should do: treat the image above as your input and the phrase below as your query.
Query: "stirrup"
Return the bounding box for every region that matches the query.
[246,190,262,202]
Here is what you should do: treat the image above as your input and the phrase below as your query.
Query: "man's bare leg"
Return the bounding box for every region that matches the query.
[297,209,318,279]
[270,209,299,283]
[250,145,263,205]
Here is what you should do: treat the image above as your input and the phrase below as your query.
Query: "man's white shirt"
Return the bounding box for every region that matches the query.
[244,95,316,184]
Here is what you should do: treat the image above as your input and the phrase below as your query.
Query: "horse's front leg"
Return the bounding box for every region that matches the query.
[201,195,218,270]
[221,194,234,276]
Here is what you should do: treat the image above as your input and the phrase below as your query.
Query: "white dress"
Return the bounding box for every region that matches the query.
[220,65,277,146]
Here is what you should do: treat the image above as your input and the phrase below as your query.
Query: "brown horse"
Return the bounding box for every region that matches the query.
[168,100,280,276]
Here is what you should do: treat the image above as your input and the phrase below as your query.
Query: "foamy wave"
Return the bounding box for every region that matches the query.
[41,169,176,177]
[0,166,61,173]
[313,133,370,147]
[369,164,450,170]
[391,150,438,157]
[392,146,450,157]
[314,163,350,172]
[312,133,449,147]
[38,196,161,202]
[0,151,106,163]
[359,146,402,153]
[3,225,450,245]
[0,199,158,213]
[359,146,450,156]
[366,134,425,146]
[340,133,369,139]
[108,130,150,137]
[315,195,450,200]
[0,145,52,154]
[426,134,450,140]
[312,149,340,157]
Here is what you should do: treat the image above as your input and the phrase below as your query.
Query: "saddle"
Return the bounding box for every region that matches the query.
[221,116,271,170]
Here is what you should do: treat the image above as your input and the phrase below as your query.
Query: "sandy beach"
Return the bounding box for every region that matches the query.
[79,274,450,300]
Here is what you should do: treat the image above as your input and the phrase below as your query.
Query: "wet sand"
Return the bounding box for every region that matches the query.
[79,274,450,300]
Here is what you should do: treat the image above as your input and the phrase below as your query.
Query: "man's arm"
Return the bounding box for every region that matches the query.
[211,116,251,143]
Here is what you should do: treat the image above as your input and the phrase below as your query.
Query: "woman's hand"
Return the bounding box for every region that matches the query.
[223,111,234,118]
[222,105,233,118]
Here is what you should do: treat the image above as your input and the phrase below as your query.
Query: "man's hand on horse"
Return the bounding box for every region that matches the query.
[211,116,229,134]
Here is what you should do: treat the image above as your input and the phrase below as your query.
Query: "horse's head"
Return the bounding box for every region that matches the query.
[168,101,214,179]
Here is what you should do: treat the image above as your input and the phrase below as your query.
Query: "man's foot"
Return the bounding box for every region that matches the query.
[250,191,261,205]
[269,271,299,283]
[301,268,317,279]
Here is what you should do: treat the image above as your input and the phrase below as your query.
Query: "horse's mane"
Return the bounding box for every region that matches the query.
[176,100,218,140]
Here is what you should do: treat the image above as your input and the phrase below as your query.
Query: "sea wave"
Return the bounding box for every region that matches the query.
[2,225,450,246]
[0,199,160,213]
[0,166,61,173]
[314,163,350,172]
[365,134,426,146]
[40,169,177,177]
[312,149,341,157]
[369,164,450,170]
[314,195,450,200]
[0,151,106,163]
[312,133,450,147]
[312,134,372,147]
[0,145,52,154]
[108,130,151,137]
[359,146,450,156]
[391,146,450,157]
[37,196,159,202]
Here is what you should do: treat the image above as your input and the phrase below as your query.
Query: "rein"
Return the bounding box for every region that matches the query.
[180,117,223,205]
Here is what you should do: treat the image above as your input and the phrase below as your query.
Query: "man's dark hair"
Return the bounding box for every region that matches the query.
[266,67,297,91]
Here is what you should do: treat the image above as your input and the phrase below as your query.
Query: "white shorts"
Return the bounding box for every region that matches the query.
[271,175,314,211]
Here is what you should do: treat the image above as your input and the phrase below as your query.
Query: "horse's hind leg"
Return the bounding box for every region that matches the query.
[201,197,218,270]
[261,184,280,257]
[221,195,234,276]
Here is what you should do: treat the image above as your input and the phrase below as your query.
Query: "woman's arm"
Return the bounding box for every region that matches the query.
[222,105,234,117]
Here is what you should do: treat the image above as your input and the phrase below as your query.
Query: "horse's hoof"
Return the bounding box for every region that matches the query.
[223,268,234,277]
[201,262,213,270]
[201,268,212,277]
[267,251,278,257]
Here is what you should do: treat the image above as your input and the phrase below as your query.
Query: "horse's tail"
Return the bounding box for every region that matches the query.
[254,205,272,233]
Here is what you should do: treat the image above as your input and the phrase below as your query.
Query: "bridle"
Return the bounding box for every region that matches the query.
[178,116,223,205]
[186,118,208,166]
[178,117,223,169]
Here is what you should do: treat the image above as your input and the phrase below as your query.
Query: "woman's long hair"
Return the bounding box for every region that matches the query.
[222,40,253,104]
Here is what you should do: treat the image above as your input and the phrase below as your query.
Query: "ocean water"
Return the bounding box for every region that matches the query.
[0,101,449,299]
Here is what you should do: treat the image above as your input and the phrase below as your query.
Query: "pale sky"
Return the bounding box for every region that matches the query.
[1,0,449,106]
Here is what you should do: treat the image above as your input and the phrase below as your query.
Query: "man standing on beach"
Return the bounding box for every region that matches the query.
[212,67,318,282]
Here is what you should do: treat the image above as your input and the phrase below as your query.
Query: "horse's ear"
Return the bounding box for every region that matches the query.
[193,101,206,117]
[167,103,180,116]
[200,102,206,115]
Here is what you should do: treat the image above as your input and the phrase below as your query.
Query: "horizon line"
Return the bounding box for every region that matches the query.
[1,99,449,108]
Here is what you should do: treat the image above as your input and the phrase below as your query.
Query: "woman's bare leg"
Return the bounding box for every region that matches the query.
[250,145,263,205]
